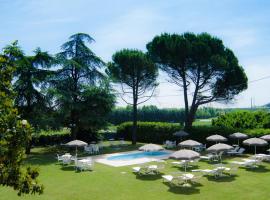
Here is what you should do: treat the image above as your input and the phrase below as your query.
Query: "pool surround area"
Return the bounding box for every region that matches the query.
[94,150,173,167]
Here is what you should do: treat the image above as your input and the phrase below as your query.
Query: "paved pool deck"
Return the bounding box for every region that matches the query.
[91,150,173,167]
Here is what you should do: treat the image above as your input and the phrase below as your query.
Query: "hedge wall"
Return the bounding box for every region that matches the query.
[117,122,182,144]
[117,121,270,144]
[31,129,71,146]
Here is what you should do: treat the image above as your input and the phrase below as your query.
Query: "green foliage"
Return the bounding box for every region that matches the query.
[245,128,270,137]
[147,32,248,128]
[32,129,71,146]
[108,105,222,125]
[0,48,43,195]
[3,42,54,130]
[107,49,158,144]
[117,122,181,144]
[212,110,270,129]
[107,49,158,93]
[117,121,239,144]
[49,33,115,139]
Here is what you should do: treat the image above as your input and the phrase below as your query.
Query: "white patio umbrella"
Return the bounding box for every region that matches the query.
[207,143,233,163]
[178,139,202,149]
[260,135,270,141]
[207,143,233,152]
[229,132,248,145]
[170,149,200,171]
[243,138,268,154]
[65,140,88,157]
[206,134,227,144]
[139,143,164,152]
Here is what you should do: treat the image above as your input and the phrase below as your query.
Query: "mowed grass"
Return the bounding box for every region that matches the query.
[1,143,270,200]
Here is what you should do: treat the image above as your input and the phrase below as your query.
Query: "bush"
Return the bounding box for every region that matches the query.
[245,128,270,137]
[117,122,182,144]
[212,110,270,129]
[32,128,71,146]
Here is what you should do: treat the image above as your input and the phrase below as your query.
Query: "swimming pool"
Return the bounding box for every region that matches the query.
[107,151,170,160]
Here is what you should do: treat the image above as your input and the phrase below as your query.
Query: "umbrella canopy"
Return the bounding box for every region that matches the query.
[65,140,88,147]
[229,132,248,145]
[178,139,202,148]
[170,150,200,172]
[229,132,248,139]
[243,138,268,154]
[206,134,227,143]
[260,135,270,141]
[173,130,189,137]
[65,140,88,157]
[170,149,200,160]
[207,143,233,152]
[139,144,164,152]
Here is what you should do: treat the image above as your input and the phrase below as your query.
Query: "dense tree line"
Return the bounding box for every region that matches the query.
[107,105,224,125]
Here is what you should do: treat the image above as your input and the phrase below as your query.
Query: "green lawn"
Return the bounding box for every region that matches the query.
[193,119,213,126]
[1,143,270,200]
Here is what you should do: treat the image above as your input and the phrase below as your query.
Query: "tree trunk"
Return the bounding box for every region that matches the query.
[182,73,189,129]
[185,104,199,130]
[132,100,137,145]
[25,140,31,154]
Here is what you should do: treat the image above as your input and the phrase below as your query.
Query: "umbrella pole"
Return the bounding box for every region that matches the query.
[238,139,240,146]
[255,146,256,155]
[76,146,78,157]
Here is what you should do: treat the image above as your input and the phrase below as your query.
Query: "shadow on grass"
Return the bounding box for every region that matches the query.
[244,165,270,173]
[61,165,76,171]
[171,165,200,171]
[134,173,164,181]
[163,182,201,195]
[206,174,238,182]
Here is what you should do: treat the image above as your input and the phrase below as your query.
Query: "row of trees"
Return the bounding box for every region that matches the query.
[108,105,223,125]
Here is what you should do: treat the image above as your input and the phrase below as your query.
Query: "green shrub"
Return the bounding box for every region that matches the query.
[212,110,270,129]
[245,128,270,137]
[117,122,182,144]
[32,128,71,146]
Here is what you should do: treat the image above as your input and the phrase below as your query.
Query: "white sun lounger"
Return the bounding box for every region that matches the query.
[227,148,245,156]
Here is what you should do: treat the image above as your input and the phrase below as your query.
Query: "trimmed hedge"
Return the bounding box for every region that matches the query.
[32,129,71,146]
[117,122,270,153]
[117,121,270,144]
[117,122,182,144]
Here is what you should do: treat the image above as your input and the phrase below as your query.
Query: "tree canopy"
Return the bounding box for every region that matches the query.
[107,49,158,144]
[4,42,54,129]
[147,32,248,128]
[49,33,115,139]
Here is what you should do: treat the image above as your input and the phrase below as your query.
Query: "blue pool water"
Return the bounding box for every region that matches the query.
[107,151,170,160]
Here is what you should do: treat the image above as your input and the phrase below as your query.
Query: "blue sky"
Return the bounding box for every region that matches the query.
[1,0,270,108]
